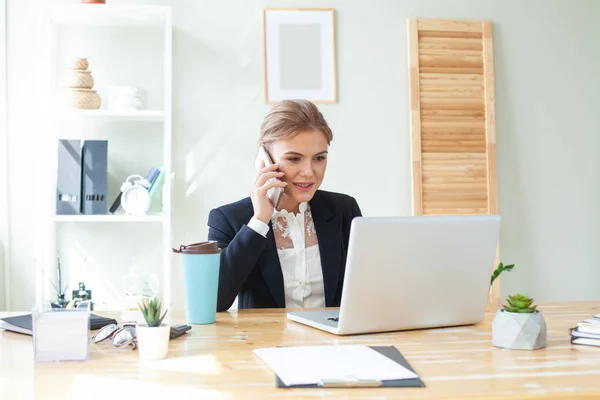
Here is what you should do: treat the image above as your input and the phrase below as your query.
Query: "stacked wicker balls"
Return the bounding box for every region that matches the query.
[59,58,101,109]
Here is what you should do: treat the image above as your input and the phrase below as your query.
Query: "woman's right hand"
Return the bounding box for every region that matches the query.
[251,161,287,224]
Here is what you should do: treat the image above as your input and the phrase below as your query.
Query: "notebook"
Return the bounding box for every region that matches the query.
[254,344,425,388]
[569,314,600,348]
[0,313,117,335]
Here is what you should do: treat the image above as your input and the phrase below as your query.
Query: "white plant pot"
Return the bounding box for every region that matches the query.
[492,310,547,350]
[136,324,170,361]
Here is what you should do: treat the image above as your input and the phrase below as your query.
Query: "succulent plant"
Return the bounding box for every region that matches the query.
[503,293,538,313]
[138,296,168,327]
[490,262,515,286]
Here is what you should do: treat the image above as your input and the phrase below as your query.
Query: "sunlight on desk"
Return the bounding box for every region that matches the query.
[137,354,223,375]
[68,374,232,400]
[2,304,600,399]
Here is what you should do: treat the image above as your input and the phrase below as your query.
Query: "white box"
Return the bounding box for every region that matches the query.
[32,301,91,362]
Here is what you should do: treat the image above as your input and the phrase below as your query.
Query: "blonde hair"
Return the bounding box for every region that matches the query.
[259,99,333,146]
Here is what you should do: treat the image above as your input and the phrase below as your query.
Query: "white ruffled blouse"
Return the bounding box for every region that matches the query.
[247,202,325,308]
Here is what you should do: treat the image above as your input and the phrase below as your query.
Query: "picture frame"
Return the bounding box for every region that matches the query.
[263,8,337,104]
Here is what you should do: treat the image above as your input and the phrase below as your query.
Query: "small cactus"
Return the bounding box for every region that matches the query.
[138,296,168,327]
[503,293,537,313]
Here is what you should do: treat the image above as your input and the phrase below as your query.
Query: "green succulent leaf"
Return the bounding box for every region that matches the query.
[502,293,537,313]
[516,308,536,313]
[490,262,515,286]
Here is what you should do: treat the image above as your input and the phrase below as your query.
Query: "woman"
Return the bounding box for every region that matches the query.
[208,99,362,312]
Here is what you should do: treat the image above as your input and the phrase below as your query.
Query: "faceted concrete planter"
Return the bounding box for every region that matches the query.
[492,310,547,350]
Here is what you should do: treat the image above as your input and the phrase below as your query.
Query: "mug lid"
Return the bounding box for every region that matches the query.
[173,240,221,254]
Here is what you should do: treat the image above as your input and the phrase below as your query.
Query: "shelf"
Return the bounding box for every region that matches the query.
[39,3,173,309]
[55,214,164,223]
[55,109,165,122]
[45,5,170,28]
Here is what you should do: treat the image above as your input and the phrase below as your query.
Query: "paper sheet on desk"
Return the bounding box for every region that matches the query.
[253,344,418,386]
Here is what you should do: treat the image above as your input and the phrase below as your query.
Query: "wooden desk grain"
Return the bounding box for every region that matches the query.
[1,302,600,399]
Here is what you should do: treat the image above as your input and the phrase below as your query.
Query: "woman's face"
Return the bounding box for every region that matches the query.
[268,129,328,205]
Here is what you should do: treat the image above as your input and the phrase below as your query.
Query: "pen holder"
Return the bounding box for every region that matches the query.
[32,301,91,362]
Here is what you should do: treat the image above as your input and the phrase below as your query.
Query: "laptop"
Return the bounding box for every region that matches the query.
[287,215,501,335]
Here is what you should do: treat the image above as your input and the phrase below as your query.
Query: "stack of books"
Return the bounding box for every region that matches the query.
[570,314,600,347]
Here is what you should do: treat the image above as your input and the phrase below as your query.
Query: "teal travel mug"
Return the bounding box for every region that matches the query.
[174,241,221,324]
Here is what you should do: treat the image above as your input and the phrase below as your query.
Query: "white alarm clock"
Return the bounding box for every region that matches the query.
[120,174,151,215]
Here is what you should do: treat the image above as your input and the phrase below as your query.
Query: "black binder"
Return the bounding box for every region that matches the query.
[0,314,117,336]
[81,140,108,215]
[274,346,425,388]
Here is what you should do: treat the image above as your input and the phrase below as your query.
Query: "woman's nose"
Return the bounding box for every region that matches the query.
[299,161,313,177]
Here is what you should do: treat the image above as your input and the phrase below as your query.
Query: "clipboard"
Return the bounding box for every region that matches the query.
[274,346,425,388]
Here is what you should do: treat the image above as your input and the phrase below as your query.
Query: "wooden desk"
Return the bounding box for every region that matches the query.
[1,301,600,399]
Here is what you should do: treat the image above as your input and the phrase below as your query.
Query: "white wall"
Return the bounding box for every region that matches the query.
[0,0,7,312]
[6,0,39,311]
[5,0,600,310]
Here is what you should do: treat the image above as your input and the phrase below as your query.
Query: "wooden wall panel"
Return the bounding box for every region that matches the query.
[408,18,500,304]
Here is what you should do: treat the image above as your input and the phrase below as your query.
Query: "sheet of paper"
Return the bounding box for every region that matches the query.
[253,344,418,386]
[582,316,600,325]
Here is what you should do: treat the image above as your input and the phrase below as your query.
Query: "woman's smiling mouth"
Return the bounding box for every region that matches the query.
[292,182,314,192]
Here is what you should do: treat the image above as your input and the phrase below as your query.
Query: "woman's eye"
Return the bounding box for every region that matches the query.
[314,156,327,162]
[287,157,301,163]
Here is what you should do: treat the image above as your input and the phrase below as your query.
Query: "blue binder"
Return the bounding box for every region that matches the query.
[56,139,82,215]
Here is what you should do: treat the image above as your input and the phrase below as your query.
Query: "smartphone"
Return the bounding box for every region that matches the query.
[170,324,191,340]
[256,145,284,209]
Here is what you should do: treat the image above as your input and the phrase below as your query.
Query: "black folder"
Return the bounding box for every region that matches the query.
[81,140,108,215]
[0,313,117,336]
[274,345,425,388]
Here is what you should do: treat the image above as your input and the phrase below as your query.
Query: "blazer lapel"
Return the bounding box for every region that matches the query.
[258,223,286,308]
[310,191,342,306]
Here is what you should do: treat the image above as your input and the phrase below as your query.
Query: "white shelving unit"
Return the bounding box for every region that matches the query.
[37,5,172,310]
[54,214,165,223]
[45,4,169,27]
[55,109,165,122]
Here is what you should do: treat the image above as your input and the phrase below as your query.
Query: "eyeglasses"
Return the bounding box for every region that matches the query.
[92,321,137,350]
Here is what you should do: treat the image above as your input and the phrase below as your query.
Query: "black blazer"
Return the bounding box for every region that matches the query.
[207,190,362,311]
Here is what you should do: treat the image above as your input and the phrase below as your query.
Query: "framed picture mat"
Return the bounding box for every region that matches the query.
[263,8,337,104]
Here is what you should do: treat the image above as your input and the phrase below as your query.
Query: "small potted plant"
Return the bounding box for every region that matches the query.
[136,296,170,361]
[492,293,547,350]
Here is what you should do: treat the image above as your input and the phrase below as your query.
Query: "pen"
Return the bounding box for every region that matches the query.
[319,378,382,388]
